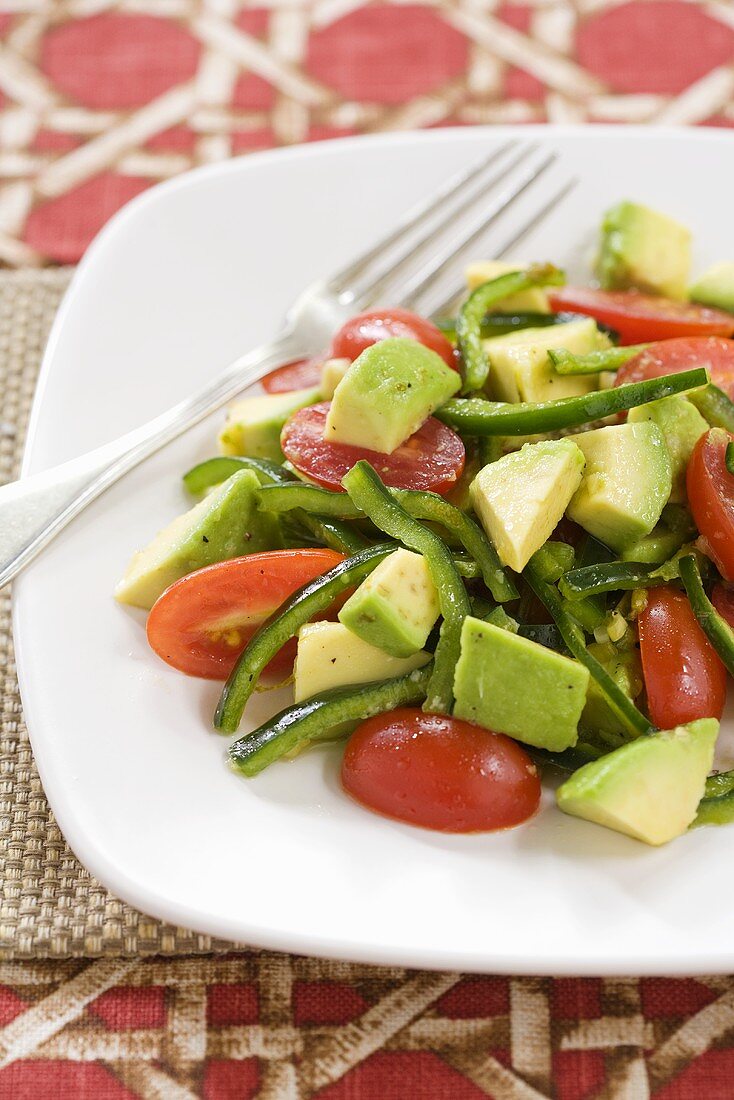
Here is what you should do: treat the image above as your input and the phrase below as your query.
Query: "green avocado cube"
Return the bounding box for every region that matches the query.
[338,548,440,658]
[218,386,321,461]
[484,318,610,404]
[596,200,691,301]
[324,337,460,454]
[452,617,589,751]
[628,395,707,503]
[465,260,551,313]
[114,470,281,609]
[567,422,672,553]
[556,719,719,846]
[294,622,429,701]
[319,357,351,399]
[469,438,585,573]
[690,261,734,314]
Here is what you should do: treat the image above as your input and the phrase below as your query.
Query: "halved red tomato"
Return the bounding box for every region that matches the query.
[687,428,734,582]
[330,308,457,369]
[615,337,734,399]
[549,288,734,345]
[262,358,323,394]
[146,549,344,680]
[341,708,540,832]
[638,586,726,728]
[281,402,465,494]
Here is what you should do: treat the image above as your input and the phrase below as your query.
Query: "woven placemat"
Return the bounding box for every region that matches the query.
[0,268,235,958]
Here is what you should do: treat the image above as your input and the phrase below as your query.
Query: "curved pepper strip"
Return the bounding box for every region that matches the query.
[679,554,734,677]
[342,461,471,715]
[548,344,648,376]
[214,542,396,733]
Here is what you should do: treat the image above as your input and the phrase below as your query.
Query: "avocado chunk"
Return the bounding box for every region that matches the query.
[484,318,610,403]
[556,719,719,845]
[338,548,439,658]
[628,395,707,503]
[324,337,460,454]
[690,261,734,314]
[567,422,672,553]
[581,641,643,738]
[596,200,691,301]
[294,621,430,701]
[452,617,589,751]
[319,357,351,399]
[465,260,551,313]
[115,470,281,609]
[219,386,320,461]
[470,438,585,573]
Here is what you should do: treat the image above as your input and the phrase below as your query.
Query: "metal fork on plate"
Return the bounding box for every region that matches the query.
[0,141,576,591]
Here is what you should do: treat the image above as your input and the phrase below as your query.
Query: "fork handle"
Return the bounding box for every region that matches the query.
[0,331,304,591]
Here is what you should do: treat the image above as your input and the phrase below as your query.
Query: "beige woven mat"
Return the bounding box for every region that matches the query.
[0,268,235,958]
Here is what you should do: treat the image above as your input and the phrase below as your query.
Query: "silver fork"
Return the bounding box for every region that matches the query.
[0,142,576,590]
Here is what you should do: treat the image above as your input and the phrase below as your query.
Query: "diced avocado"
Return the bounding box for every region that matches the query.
[596,200,691,301]
[470,438,585,573]
[484,318,610,403]
[324,338,460,454]
[556,719,719,846]
[465,260,551,313]
[219,387,320,461]
[582,641,643,738]
[115,470,280,609]
[567,422,672,553]
[338,548,439,658]
[293,621,429,702]
[452,617,589,751]
[628,395,707,503]
[319,357,352,399]
[690,261,734,314]
[620,525,688,565]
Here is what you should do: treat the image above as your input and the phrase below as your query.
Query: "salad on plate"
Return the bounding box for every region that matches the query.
[115,199,734,847]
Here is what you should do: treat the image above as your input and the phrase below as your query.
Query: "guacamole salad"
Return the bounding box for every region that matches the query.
[116,201,734,845]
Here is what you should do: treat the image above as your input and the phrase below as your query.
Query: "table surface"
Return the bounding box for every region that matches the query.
[2,0,734,1095]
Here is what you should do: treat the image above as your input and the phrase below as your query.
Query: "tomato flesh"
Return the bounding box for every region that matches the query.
[146,549,344,680]
[687,428,734,582]
[549,288,734,345]
[330,308,458,369]
[281,402,465,494]
[638,586,726,728]
[615,337,734,399]
[341,708,540,832]
[262,358,323,394]
[713,583,734,631]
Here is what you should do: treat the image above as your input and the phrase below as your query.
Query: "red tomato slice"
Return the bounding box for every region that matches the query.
[549,288,734,345]
[341,708,540,832]
[262,358,323,394]
[687,428,734,582]
[330,308,458,369]
[281,402,465,494]
[615,337,734,399]
[146,549,344,680]
[638,586,726,728]
[713,583,734,631]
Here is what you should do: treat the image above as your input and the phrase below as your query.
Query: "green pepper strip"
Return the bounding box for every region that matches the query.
[229,664,432,776]
[727,442,734,475]
[258,483,518,602]
[679,555,734,677]
[559,561,663,600]
[436,367,709,437]
[524,560,652,740]
[457,264,566,394]
[688,384,734,433]
[548,344,649,376]
[214,542,396,734]
[342,461,471,714]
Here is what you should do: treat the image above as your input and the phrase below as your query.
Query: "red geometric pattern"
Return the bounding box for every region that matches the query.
[1,1,734,265]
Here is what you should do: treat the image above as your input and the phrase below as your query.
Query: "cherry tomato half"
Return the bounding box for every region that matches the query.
[262,358,323,394]
[146,549,344,680]
[281,402,465,494]
[549,288,734,345]
[342,708,540,832]
[687,428,734,582]
[330,308,457,369]
[638,586,726,728]
[615,337,734,399]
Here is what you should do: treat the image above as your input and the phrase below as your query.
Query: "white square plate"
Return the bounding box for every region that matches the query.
[14,126,734,974]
